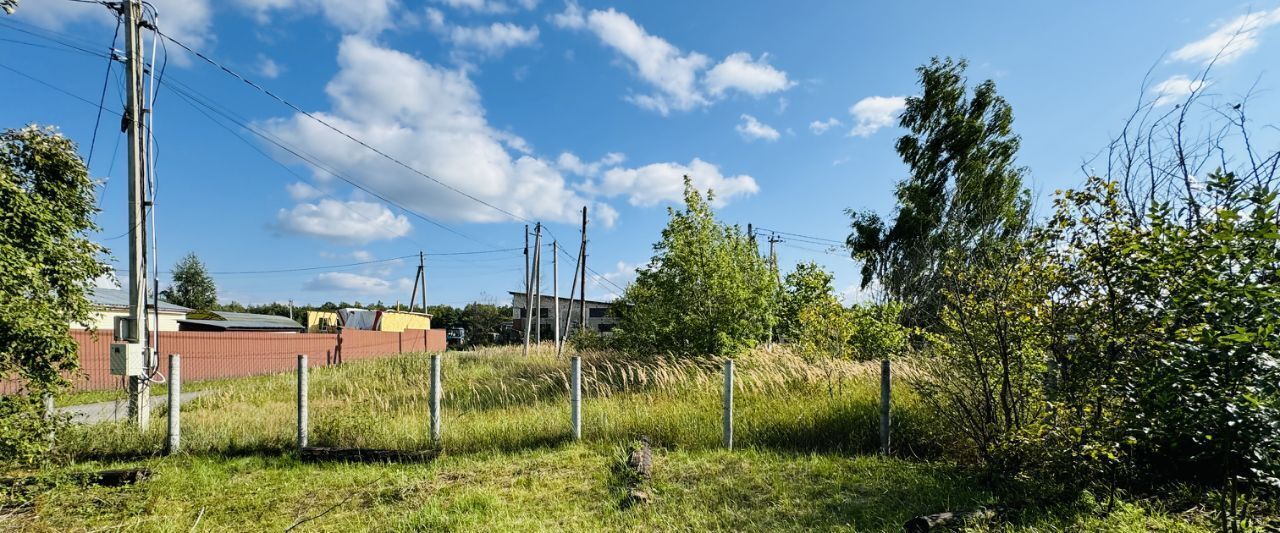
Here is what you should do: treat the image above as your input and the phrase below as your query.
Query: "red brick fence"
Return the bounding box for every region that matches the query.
[2,328,445,393]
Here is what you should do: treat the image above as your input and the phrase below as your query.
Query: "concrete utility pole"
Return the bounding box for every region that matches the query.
[768,233,781,274]
[523,225,531,356]
[552,240,560,353]
[418,251,427,312]
[533,223,542,344]
[578,207,588,334]
[559,239,581,355]
[409,251,426,313]
[123,0,150,429]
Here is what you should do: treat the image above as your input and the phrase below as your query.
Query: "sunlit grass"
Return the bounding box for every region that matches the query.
[20,345,1207,532]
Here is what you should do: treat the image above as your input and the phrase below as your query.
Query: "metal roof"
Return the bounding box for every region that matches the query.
[183,310,306,330]
[177,319,305,331]
[507,290,613,305]
[88,287,191,313]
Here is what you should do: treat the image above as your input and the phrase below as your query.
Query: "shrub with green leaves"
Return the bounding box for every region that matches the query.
[0,125,107,466]
[612,177,776,358]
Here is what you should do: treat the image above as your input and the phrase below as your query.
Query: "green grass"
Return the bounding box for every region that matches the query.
[13,345,1207,531]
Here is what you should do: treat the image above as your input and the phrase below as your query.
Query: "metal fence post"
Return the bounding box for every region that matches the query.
[297,354,308,450]
[570,356,581,440]
[880,358,891,455]
[723,359,734,450]
[166,354,181,455]
[430,353,442,443]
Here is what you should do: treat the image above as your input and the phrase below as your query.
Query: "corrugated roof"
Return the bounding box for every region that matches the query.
[177,319,305,331]
[184,310,305,329]
[89,287,191,313]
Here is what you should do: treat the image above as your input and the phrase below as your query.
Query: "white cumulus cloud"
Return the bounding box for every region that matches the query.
[848,95,906,137]
[286,181,324,201]
[257,55,283,79]
[234,0,399,35]
[704,52,793,97]
[426,7,540,57]
[736,114,780,142]
[1171,8,1280,65]
[556,151,625,176]
[809,117,842,135]
[434,0,537,14]
[16,0,212,62]
[260,36,602,226]
[1151,74,1208,106]
[594,158,758,207]
[303,272,411,293]
[552,2,791,114]
[277,198,412,244]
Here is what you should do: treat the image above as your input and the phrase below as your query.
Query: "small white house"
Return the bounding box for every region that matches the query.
[76,287,191,332]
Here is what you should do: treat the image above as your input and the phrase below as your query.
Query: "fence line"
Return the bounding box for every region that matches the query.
[0,328,446,394]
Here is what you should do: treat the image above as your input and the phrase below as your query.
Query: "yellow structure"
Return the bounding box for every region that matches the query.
[305,310,431,333]
[378,310,432,332]
[306,311,340,333]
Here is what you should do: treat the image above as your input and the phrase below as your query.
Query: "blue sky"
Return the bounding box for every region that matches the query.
[3,1,1279,307]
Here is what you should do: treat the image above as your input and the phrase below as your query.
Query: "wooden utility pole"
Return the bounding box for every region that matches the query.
[523,225,531,356]
[552,240,560,354]
[577,207,588,334]
[532,223,542,344]
[123,0,150,429]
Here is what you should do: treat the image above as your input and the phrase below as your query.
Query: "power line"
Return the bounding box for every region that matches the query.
[160,74,501,250]
[0,60,120,115]
[86,16,122,167]
[756,227,846,246]
[110,248,521,276]
[155,29,537,226]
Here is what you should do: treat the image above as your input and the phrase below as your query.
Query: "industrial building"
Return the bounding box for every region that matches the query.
[509,291,617,335]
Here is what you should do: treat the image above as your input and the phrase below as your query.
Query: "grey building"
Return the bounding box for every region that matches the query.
[510,291,617,336]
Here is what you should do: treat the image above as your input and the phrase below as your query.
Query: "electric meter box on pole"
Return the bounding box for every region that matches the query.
[110,343,146,376]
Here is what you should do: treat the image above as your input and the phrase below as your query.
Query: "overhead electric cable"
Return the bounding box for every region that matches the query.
[156,29,536,226]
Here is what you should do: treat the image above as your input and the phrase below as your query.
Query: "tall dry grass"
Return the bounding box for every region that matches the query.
[57,343,938,460]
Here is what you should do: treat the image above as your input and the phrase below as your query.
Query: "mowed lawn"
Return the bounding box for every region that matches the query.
[15,346,1206,532]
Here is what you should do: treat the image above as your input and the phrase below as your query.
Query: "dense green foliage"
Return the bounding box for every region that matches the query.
[0,126,106,466]
[917,126,1279,527]
[613,178,777,357]
[847,57,1030,328]
[776,261,835,342]
[159,252,217,310]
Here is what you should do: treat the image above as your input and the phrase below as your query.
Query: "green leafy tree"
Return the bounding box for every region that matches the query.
[161,252,217,310]
[847,57,1030,328]
[459,303,511,346]
[794,296,854,396]
[613,177,776,357]
[0,125,108,465]
[846,302,910,362]
[777,261,835,341]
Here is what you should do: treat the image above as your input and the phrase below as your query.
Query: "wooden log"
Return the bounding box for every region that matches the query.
[903,508,998,532]
[299,446,438,464]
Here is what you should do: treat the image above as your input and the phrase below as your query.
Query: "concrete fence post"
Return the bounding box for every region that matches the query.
[429,353,442,442]
[570,356,581,440]
[880,358,891,455]
[42,392,54,443]
[166,354,181,455]
[723,359,734,450]
[297,354,308,450]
